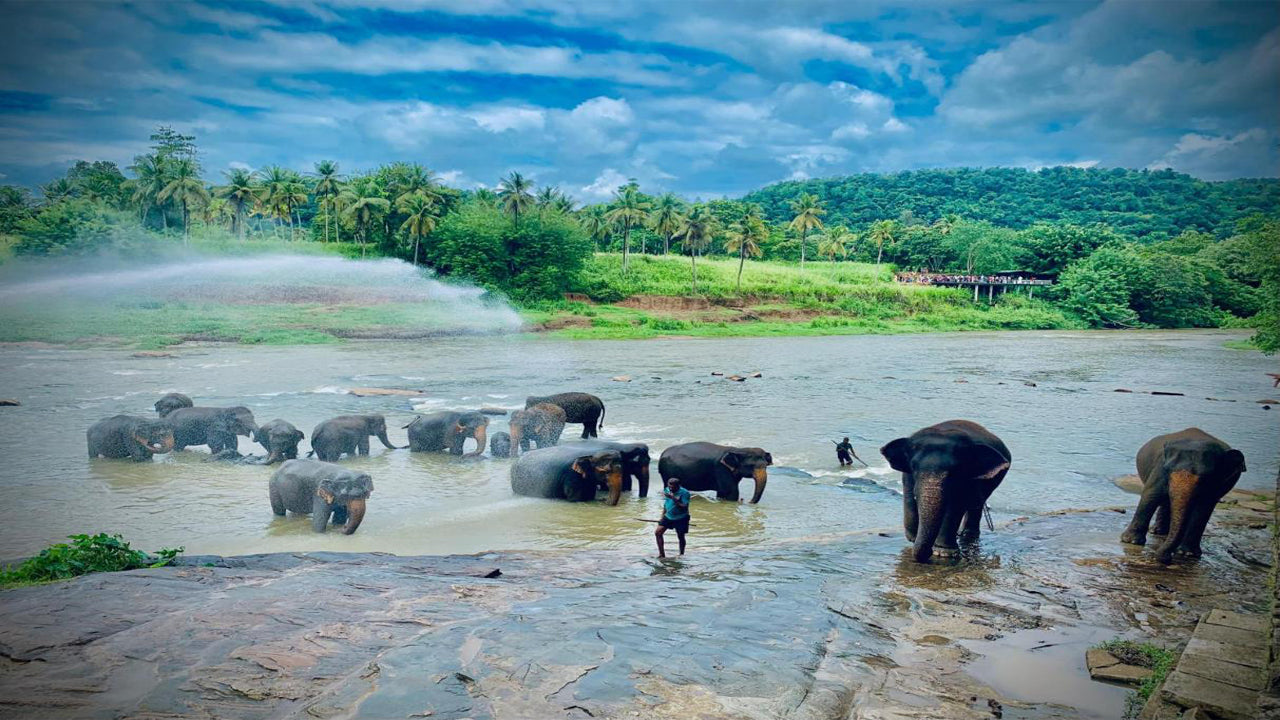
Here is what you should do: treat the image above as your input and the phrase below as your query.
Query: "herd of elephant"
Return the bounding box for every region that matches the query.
[86,391,1247,565]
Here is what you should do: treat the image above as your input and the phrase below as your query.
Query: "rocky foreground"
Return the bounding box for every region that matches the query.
[0,497,1273,720]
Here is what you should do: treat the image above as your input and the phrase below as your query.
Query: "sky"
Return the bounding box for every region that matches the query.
[0,0,1276,200]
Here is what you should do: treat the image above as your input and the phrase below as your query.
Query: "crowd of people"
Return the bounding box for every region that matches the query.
[894,272,1046,285]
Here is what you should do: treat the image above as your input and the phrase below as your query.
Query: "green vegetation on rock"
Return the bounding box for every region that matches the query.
[0,533,183,589]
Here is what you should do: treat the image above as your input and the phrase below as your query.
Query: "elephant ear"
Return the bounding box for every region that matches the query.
[1224,448,1246,474]
[571,456,593,478]
[719,451,743,473]
[967,444,1010,481]
[764,451,774,465]
[880,438,913,473]
[402,417,419,430]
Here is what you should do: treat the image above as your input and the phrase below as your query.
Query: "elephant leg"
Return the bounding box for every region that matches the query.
[717,475,742,502]
[358,437,370,456]
[902,473,919,543]
[933,506,964,557]
[580,423,590,439]
[1121,483,1163,545]
[1153,501,1171,536]
[1178,501,1215,557]
[312,495,333,532]
[331,504,349,526]
[270,485,286,515]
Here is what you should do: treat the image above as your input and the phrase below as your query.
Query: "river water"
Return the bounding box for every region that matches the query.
[0,330,1274,559]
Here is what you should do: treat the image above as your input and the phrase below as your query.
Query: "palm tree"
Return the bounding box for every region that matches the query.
[789,193,825,269]
[398,192,437,266]
[497,171,535,227]
[128,154,170,228]
[677,204,718,292]
[580,205,610,251]
[312,161,342,242]
[605,183,651,274]
[217,168,257,239]
[344,182,390,257]
[724,205,766,291]
[40,178,76,205]
[869,219,898,268]
[282,170,308,239]
[473,188,498,207]
[157,158,209,245]
[817,225,854,262]
[257,166,293,238]
[650,193,686,255]
[535,186,564,217]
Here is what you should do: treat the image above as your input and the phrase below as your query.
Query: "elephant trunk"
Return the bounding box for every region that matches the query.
[469,425,487,457]
[749,467,768,504]
[264,448,283,465]
[912,472,946,562]
[342,498,367,535]
[508,426,523,457]
[1156,470,1200,564]
[377,430,397,450]
[637,464,650,498]
[136,433,173,453]
[605,469,624,506]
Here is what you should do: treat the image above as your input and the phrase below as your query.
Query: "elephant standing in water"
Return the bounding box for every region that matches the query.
[568,440,651,497]
[154,393,193,418]
[508,403,567,455]
[87,415,175,461]
[658,442,771,503]
[165,406,257,453]
[1121,428,1246,564]
[310,414,399,461]
[510,445,625,505]
[254,419,305,465]
[405,411,488,456]
[525,392,605,438]
[880,420,1011,563]
[269,459,373,534]
[490,431,513,458]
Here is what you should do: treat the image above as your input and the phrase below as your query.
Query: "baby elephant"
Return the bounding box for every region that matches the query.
[490,431,513,458]
[154,392,193,418]
[1121,428,1246,564]
[254,419,305,464]
[269,459,373,534]
[88,415,175,461]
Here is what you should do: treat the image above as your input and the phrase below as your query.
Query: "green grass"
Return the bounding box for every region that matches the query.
[1223,338,1262,351]
[1094,639,1178,720]
[0,533,183,589]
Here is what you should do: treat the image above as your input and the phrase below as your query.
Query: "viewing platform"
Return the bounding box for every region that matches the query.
[895,270,1055,300]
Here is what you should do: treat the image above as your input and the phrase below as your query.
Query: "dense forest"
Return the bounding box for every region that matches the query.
[1,127,1276,351]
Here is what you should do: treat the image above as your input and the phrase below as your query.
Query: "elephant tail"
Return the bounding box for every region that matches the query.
[598,404,605,430]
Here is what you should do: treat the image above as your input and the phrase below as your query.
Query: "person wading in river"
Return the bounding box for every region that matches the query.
[655,476,691,558]
[834,437,867,467]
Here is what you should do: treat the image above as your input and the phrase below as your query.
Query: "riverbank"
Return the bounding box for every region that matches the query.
[0,496,1273,719]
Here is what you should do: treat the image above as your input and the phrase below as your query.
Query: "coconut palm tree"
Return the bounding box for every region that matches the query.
[257,166,293,238]
[580,205,610,251]
[724,205,766,291]
[344,182,390,257]
[312,161,342,242]
[40,178,76,205]
[217,168,257,239]
[157,158,209,245]
[650,193,686,255]
[398,192,437,266]
[869,219,898,268]
[789,192,825,269]
[497,171,535,227]
[473,188,498,207]
[677,204,718,292]
[817,225,854,262]
[605,183,651,274]
[128,154,171,229]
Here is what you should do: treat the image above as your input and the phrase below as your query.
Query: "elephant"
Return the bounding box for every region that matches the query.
[405,411,488,456]
[1120,428,1246,564]
[154,393,193,418]
[880,420,1012,563]
[567,440,652,497]
[658,442,772,503]
[254,419,305,465]
[268,459,373,534]
[525,392,605,438]
[510,445,625,505]
[87,414,175,461]
[490,431,513,458]
[508,403,567,455]
[310,414,399,462]
[165,406,257,453]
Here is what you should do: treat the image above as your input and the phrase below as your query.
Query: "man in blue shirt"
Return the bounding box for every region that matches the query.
[655,476,691,558]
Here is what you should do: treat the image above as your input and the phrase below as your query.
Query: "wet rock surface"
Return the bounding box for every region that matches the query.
[0,507,1271,720]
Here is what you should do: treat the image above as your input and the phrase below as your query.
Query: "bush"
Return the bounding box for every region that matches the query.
[13,200,143,257]
[1094,639,1176,719]
[0,533,183,588]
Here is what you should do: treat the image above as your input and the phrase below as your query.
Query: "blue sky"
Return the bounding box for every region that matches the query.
[0,0,1276,200]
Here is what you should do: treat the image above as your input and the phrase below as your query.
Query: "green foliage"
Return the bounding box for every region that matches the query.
[1095,639,1177,719]
[1234,218,1280,352]
[0,533,183,588]
[13,200,142,256]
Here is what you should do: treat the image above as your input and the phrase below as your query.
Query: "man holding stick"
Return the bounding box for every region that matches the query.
[655,476,690,558]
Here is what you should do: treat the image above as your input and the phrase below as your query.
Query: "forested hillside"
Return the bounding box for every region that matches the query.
[743,168,1280,240]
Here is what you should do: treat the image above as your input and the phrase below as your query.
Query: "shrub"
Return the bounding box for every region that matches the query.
[0,533,183,588]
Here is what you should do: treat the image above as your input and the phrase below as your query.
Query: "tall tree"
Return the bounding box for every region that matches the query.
[817,225,853,262]
[650,193,686,255]
[869,219,898,268]
[157,158,209,244]
[344,182,390,257]
[497,171,535,227]
[217,168,257,239]
[580,205,610,251]
[788,193,825,269]
[724,205,766,291]
[398,192,437,266]
[677,204,719,292]
[127,154,171,229]
[312,161,342,243]
[40,178,76,205]
[605,183,651,274]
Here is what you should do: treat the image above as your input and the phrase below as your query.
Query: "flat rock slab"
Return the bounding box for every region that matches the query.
[1205,609,1269,634]
[1162,670,1259,720]
[1087,649,1154,684]
[1159,610,1270,719]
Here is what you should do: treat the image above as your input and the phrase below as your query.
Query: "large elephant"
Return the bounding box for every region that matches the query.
[525,392,605,438]
[490,431,513,458]
[254,419,305,465]
[269,459,373,534]
[567,440,652,497]
[658,442,771,503]
[405,411,488,456]
[165,406,257,453]
[310,414,399,461]
[154,393,193,418]
[87,415,175,461]
[1121,428,1246,564]
[510,445,625,505]
[880,420,1011,563]
[508,403,567,455]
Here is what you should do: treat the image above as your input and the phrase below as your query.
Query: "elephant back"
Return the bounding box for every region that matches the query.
[510,445,592,500]
[406,412,452,449]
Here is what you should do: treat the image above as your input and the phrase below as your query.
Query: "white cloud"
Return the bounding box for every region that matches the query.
[579,168,631,201]
[469,106,546,133]
[882,118,909,133]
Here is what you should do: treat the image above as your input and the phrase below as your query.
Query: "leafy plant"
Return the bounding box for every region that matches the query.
[1094,639,1177,719]
[0,533,183,588]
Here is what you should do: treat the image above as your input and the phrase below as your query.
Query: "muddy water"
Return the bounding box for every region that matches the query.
[0,330,1274,560]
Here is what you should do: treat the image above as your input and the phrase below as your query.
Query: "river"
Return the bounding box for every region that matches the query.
[0,329,1274,560]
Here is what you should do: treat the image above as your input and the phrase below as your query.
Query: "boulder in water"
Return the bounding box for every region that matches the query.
[0,399,19,407]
